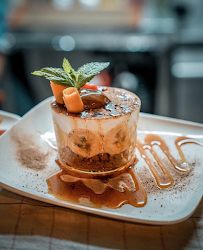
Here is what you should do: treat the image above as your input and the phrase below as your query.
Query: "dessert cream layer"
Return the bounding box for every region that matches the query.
[51,87,141,173]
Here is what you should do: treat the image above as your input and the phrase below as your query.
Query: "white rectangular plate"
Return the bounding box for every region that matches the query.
[0,110,20,131]
[0,97,203,225]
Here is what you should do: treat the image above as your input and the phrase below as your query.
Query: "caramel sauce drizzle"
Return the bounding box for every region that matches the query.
[175,136,203,163]
[47,168,147,208]
[136,134,188,188]
[46,134,202,208]
[136,139,174,188]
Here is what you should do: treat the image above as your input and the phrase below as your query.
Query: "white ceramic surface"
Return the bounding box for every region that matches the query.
[0,98,203,225]
[0,110,20,131]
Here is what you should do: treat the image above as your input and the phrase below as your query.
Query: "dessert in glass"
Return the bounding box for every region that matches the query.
[52,87,140,176]
[32,58,141,176]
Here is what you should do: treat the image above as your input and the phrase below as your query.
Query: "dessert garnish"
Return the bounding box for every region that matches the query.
[81,83,98,90]
[63,87,84,113]
[32,58,110,113]
[79,89,110,109]
[50,81,66,104]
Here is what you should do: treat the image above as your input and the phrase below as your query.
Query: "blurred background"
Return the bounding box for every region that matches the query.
[0,0,203,122]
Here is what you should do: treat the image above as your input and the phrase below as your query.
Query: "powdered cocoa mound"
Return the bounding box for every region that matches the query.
[11,131,50,171]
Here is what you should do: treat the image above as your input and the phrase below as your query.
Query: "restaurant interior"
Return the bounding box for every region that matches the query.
[0,0,203,123]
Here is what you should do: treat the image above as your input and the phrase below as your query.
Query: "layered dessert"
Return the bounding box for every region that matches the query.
[52,87,140,175]
[32,58,141,176]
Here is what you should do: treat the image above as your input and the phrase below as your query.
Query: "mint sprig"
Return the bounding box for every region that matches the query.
[31,67,74,88]
[76,62,110,89]
[31,58,110,89]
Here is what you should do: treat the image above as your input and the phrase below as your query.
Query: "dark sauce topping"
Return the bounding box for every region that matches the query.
[79,89,110,109]
[51,87,141,119]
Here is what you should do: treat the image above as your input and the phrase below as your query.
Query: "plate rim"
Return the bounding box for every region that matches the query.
[0,110,21,121]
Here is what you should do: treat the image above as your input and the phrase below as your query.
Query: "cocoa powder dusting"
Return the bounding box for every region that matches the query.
[11,131,50,170]
[135,159,196,196]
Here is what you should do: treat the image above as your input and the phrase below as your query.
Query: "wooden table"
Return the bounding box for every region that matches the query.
[1,186,203,250]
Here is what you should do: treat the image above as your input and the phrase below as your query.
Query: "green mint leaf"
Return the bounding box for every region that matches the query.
[32,67,67,79]
[32,71,42,76]
[31,60,110,89]
[62,58,75,80]
[48,77,73,87]
[31,67,74,87]
[76,62,110,88]
[74,72,84,89]
[70,71,77,82]
[77,62,110,76]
